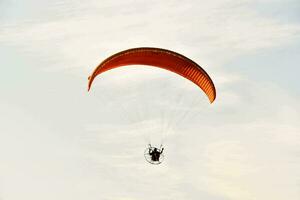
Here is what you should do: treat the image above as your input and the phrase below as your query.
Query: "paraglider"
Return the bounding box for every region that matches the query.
[144,144,164,165]
[88,47,216,165]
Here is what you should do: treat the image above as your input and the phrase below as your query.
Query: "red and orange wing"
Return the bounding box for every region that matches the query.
[88,47,216,103]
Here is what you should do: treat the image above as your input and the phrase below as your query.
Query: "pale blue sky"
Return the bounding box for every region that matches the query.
[1,1,300,200]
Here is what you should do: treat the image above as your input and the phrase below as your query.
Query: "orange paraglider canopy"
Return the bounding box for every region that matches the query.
[88,47,216,103]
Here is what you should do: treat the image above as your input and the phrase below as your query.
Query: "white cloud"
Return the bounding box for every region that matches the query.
[0,0,299,74]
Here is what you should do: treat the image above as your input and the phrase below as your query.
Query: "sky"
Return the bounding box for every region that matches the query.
[0,0,300,200]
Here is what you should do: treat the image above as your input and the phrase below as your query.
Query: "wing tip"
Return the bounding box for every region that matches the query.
[87,76,92,92]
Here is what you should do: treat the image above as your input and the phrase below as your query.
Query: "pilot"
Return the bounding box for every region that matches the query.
[149,147,164,162]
